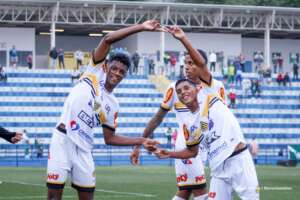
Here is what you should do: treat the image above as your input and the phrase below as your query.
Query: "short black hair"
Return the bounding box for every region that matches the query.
[109,52,131,70]
[197,49,208,64]
[175,78,197,89]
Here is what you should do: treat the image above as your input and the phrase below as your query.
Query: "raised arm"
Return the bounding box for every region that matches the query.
[93,20,161,64]
[166,25,212,84]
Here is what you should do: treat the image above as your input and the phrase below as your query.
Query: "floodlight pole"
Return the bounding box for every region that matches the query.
[264,15,271,70]
[50,1,60,49]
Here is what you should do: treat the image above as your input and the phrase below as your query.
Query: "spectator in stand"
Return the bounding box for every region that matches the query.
[234,59,243,87]
[283,72,291,87]
[74,49,84,70]
[179,52,185,78]
[0,66,7,82]
[163,53,170,75]
[9,45,18,68]
[272,53,278,73]
[49,47,58,69]
[254,79,261,98]
[165,127,172,147]
[228,86,237,108]
[242,78,251,97]
[131,51,140,75]
[58,48,65,69]
[171,129,177,147]
[277,53,283,73]
[293,63,299,80]
[222,64,228,83]
[254,52,263,72]
[209,51,217,72]
[239,53,246,72]
[228,62,235,84]
[170,54,177,79]
[149,58,155,75]
[26,54,33,69]
[276,73,284,86]
[263,67,272,84]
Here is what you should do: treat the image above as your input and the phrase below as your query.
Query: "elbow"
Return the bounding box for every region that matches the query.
[102,33,114,44]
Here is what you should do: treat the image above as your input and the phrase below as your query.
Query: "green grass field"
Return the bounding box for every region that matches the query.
[0,165,299,200]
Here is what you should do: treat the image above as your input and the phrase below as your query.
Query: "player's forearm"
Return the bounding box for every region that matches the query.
[0,127,16,143]
[143,108,167,138]
[180,36,211,83]
[169,147,198,159]
[105,134,145,146]
[93,24,145,63]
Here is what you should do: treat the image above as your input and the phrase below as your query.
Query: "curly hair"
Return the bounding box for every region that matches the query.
[109,52,131,70]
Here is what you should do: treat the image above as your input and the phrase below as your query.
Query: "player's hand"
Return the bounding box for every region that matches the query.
[130,145,141,166]
[154,148,170,159]
[11,132,22,144]
[165,25,186,40]
[143,138,159,152]
[142,20,164,32]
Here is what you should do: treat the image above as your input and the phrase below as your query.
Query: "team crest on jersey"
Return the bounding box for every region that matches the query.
[205,131,220,147]
[181,159,192,164]
[208,119,214,130]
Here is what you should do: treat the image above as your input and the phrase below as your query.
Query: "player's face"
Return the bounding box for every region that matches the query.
[176,81,198,105]
[107,60,128,86]
[184,55,199,81]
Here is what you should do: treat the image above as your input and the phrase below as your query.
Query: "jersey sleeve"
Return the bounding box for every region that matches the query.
[160,83,176,111]
[184,124,204,147]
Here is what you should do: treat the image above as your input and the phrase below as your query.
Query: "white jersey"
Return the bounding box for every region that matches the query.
[160,79,226,151]
[57,59,119,152]
[184,91,246,172]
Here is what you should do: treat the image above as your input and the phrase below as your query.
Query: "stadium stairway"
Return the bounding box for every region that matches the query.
[0,68,299,166]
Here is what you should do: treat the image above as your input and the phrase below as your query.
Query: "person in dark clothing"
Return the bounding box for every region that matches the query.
[131,52,140,74]
[293,63,299,80]
[49,47,58,69]
[0,126,22,144]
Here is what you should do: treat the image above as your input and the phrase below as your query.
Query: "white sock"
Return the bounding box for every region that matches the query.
[172,196,186,200]
[194,194,208,200]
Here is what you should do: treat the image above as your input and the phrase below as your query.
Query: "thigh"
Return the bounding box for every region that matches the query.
[71,147,96,193]
[47,132,70,188]
[208,177,232,200]
[232,151,259,200]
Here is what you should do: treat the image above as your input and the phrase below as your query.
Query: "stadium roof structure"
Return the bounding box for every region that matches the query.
[1,0,300,38]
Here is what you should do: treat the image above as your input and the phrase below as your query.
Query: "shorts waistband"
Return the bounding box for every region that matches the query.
[56,123,66,134]
[228,146,247,159]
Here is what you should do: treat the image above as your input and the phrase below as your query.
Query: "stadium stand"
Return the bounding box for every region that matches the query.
[0,68,300,166]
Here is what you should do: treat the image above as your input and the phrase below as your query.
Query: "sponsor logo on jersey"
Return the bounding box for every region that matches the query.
[176,173,188,183]
[78,110,94,128]
[208,192,216,198]
[70,120,80,131]
[207,141,228,160]
[47,173,59,180]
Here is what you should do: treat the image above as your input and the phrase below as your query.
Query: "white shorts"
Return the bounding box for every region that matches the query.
[46,130,96,192]
[175,153,206,190]
[208,149,259,200]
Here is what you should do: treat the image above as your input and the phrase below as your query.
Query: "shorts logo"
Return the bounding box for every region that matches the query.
[78,110,94,128]
[70,120,80,131]
[47,173,59,180]
[181,159,192,165]
[208,192,216,198]
[176,174,188,183]
[195,175,205,183]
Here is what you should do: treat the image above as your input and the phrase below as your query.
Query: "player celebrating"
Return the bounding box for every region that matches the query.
[130,26,225,200]
[155,79,259,200]
[46,20,161,200]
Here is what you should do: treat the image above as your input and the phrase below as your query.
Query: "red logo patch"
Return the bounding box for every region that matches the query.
[47,173,59,180]
[208,192,216,198]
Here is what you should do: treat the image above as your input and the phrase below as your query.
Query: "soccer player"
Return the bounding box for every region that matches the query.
[46,20,161,200]
[0,126,22,144]
[155,79,259,200]
[130,26,225,200]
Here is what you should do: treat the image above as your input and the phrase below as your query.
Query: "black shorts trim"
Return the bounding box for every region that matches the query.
[71,183,95,193]
[178,183,207,191]
[47,182,65,190]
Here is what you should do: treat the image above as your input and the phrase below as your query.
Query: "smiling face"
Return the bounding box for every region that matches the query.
[175,80,198,106]
[106,60,128,87]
